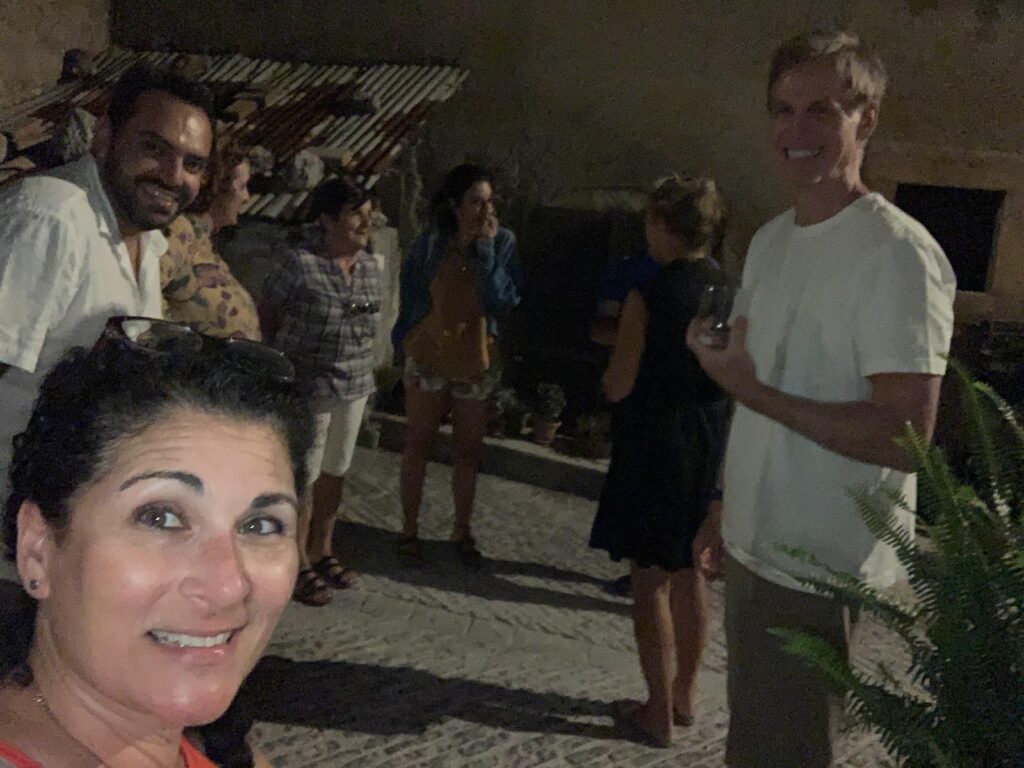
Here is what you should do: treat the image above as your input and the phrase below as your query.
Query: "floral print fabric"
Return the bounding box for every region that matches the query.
[160,215,261,341]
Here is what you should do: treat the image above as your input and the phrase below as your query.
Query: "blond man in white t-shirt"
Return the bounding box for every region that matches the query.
[686,31,955,767]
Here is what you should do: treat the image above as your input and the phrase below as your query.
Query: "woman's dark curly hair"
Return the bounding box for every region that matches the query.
[429,163,494,237]
[307,176,370,223]
[1,343,313,678]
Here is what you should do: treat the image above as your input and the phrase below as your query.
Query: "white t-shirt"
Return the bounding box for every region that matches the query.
[0,155,165,482]
[722,193,956,591]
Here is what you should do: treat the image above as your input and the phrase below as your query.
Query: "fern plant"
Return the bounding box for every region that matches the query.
[771,361,1024,768]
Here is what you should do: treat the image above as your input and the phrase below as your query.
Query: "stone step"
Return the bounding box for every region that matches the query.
[365,411,608,500]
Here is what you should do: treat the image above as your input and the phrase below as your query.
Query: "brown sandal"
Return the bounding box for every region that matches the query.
[293,567,332,606]
[313,556,359,589]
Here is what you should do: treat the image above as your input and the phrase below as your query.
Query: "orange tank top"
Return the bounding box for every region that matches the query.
[0,738,216,767]
[404,243,492,380]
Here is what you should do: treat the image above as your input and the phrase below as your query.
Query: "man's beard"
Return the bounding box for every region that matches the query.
[101,160,192,232]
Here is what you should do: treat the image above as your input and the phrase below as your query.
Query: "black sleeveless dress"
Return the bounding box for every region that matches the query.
[589,258,729,571]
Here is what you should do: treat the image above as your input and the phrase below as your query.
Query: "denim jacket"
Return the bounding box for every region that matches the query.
[392,226,523,352]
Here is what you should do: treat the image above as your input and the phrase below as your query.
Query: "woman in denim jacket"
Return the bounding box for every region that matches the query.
[392,164,522,568]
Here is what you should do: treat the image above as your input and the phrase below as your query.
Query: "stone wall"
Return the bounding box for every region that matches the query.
[110,0,1024,258]
[0,0,109,107]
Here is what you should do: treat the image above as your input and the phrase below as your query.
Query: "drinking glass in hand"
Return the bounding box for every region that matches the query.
[696,284,735,349]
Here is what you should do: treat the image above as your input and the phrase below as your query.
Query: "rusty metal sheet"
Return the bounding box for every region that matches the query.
[0,45,468,221]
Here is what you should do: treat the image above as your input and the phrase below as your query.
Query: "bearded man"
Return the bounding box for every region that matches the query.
[0,63,214,483]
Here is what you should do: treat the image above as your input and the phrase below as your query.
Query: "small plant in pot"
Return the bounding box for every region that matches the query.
[491,387,531,439]
[530,382,566,445]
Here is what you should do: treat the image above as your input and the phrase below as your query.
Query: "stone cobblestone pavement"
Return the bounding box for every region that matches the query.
[0,446,897,766]
[239,447,896,767]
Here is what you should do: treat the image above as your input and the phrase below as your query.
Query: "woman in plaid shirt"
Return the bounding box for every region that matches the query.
[259,177,382,606]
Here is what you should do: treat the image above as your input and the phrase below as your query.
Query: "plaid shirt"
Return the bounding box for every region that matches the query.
[263,247,381,404]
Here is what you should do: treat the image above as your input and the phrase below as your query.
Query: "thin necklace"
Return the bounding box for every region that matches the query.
[32,682,111,766]
[32,684,187,768]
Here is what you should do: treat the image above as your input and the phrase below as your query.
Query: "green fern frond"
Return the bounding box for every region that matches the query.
[840,666,940,763]
[973,380,1024,523]
[952,361,1006,501]
[769,627,859,692]
[776,544,924,650]
[973,377,1024,466]
[774,361,1023,768]
[951,361,1024,525]
[849,487,922,573]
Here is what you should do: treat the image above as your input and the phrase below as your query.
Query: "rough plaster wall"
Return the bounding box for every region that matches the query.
[112,0,1024,253]
[0,0,109,107]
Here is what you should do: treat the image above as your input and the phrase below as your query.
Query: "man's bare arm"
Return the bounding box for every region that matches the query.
[741,371,940,472]
[687,317,941,472]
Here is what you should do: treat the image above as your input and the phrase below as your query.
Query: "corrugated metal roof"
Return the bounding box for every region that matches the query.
[1,46,468,220]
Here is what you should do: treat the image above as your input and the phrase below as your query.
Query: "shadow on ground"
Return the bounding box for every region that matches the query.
[334,520,629,616]
[223,655,620,741]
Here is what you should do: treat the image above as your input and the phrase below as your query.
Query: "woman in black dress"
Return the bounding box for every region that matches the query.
[591,176,729,747]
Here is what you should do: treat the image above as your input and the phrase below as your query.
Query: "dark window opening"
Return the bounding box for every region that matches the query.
[893,184,1005,292]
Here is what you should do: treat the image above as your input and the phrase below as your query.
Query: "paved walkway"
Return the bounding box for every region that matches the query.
[241,447,893,767]
[0,445,897,766]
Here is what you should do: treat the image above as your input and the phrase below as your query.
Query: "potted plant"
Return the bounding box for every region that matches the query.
[772,362,1024,767]
[576,411,613,459]
[530,382,566,445]
[491,386,531,439]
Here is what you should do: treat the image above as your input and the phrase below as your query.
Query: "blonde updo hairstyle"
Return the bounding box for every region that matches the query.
[646,175,726,256]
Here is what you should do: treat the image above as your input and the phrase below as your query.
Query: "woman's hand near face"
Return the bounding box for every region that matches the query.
[478,212,499,241]
[454,179,497,246]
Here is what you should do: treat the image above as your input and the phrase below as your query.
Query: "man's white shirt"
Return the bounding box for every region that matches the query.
[0,155,165,479]
[722,192,956,591]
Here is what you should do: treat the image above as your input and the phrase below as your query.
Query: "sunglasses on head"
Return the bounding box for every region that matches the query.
[94,316,296,383]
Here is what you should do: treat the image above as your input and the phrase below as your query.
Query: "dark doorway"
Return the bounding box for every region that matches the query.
[894,184,1005,292]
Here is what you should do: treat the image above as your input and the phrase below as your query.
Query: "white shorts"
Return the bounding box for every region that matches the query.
[307,395,370,479]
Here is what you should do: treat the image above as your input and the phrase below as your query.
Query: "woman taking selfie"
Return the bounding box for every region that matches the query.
[0,316,312,767]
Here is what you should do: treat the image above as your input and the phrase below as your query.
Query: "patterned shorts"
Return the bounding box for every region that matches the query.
[404,357,499,401]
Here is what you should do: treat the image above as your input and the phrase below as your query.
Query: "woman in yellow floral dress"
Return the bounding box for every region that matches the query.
[160,142,260,340]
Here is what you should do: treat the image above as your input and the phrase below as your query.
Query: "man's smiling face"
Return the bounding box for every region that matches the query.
[768,59,876,194]
[98,89,212,233]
